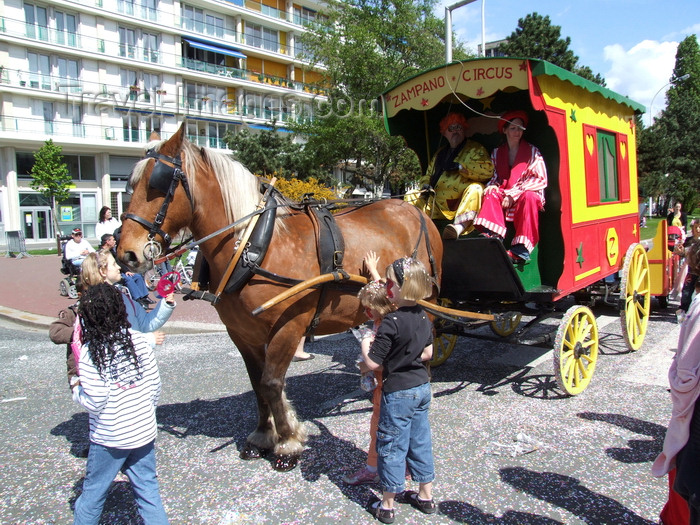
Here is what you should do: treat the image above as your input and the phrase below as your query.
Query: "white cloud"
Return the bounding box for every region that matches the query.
[603,40,679,123]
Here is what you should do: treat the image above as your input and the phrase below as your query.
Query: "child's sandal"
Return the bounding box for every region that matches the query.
[407,491,437,514]
[369,499,395,524]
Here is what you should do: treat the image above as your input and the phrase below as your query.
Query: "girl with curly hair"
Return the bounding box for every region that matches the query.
[71,283,168,524]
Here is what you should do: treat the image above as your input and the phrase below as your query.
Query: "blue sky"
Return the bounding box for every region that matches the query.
[439,0,700,123]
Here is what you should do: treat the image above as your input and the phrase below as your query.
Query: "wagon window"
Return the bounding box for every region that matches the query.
[597,131,619,202]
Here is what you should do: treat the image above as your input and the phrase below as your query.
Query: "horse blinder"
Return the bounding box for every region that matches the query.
[149,157,177,195]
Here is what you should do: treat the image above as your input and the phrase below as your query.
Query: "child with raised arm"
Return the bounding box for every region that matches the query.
[71,283,169,524]
[342,251,396,485]
[362,257,437,524]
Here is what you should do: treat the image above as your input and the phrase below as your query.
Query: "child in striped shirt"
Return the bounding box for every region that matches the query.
[71,282,168,525]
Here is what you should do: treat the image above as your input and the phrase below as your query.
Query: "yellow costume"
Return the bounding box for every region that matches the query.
[405,140,494,228]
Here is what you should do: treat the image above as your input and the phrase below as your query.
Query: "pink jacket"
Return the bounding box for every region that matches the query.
[652,294,700,476]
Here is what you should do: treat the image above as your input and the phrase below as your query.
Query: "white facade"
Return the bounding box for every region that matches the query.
[0,0,326,246]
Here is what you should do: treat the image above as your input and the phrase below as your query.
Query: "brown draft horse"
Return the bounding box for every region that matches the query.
[117,123,443,471]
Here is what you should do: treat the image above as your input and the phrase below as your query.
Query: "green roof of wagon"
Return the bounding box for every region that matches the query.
[528,59,645,113]
[382,57,646,114]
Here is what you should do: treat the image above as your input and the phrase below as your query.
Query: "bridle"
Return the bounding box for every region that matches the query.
[123,148,194,262]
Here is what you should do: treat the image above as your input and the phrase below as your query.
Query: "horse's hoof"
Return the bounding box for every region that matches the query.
[273,454,299,472]
[240,443,269,460]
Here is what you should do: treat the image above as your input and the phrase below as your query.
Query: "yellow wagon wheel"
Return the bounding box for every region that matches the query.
[430,299,458,367]
[619,243,651,351]
[431,332,457,367]
[490,311,523,337]
[553,305,599,396]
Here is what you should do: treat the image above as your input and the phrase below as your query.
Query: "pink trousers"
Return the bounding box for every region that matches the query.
[475,190,541,253]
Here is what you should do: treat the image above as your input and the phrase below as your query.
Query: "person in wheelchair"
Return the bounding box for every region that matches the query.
[100,234,155,309]
[404,112,494,239]
[64,228,95,267]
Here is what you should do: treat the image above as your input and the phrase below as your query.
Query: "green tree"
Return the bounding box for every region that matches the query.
[499,12,605,86]
[648,35,700,213]
[29,139,72,244]
[291,0,462,194]
[225,123,310,178]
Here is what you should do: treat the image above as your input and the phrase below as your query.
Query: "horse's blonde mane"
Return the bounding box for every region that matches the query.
[130,137,288,232]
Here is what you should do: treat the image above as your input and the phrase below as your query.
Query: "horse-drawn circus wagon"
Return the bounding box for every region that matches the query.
[117,56,677,470]
[381,56,677,395]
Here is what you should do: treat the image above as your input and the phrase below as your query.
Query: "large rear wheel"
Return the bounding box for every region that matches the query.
[619,243,651,351]
[553,305,599,396]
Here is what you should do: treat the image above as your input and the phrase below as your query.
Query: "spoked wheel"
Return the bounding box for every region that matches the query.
[490,311,523,337]
[619,243,651,351]
[144,268,159,291]
[431,333,457,367]
[59,279,69,297]
[430,299,458,367]
[553,305,599,396]
[68,282,78,299]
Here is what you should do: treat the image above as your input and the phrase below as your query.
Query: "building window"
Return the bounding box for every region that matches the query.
[145,116,161,138]
[56,192,98,237]
[64,154,96,181]
[71,105,83,137]
[110,155,141,182]
[293,6,317,26]
[24,3,48,41]
[57,57,80,92]
[263,28,278,52]
[143,32,159,63]
[243,92,263,118]
[245,23,262,48]
[16,152,95,180]
[27,52,51,89]
[182,4,223,38]
[118,0,157,20]
[43,101,54,134]
[245,23,278,52]
[123,113,140,142]
[54,9,77,47]
[16,153,35,178]
[119,26,137,59]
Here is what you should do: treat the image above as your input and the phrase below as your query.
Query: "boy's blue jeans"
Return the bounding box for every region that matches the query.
[376,382,435,493]
[74,440,168,525]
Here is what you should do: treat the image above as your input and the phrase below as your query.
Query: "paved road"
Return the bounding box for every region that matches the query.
[0,296,681,525]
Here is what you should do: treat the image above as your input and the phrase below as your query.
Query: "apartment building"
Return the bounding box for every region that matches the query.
[0,0,326,246]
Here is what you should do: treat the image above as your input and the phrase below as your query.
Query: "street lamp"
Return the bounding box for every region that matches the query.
[445,0,485,63]
[648,73,691,127]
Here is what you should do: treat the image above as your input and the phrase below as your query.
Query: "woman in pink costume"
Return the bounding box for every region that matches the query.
[473,110,547,264]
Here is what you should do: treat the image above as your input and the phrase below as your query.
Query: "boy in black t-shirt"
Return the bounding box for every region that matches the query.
[361,257,437,523]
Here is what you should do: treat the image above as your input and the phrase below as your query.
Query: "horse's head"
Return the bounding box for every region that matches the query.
[118,123,195,272]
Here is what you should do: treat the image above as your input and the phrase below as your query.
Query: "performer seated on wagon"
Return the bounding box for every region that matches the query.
[404,112,494,240]
[473,110,548,264]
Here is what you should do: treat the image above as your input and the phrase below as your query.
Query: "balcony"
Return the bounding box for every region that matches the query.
[23,22,82,49]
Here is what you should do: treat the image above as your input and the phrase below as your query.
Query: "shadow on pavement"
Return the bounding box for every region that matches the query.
[499,466,656,525]
[578,412,665,463]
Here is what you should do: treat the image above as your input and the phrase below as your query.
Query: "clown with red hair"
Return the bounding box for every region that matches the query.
[405,112,494,239]
[473,110,548,264]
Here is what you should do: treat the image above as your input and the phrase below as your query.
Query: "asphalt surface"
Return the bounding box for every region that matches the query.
[0,253,684,524]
